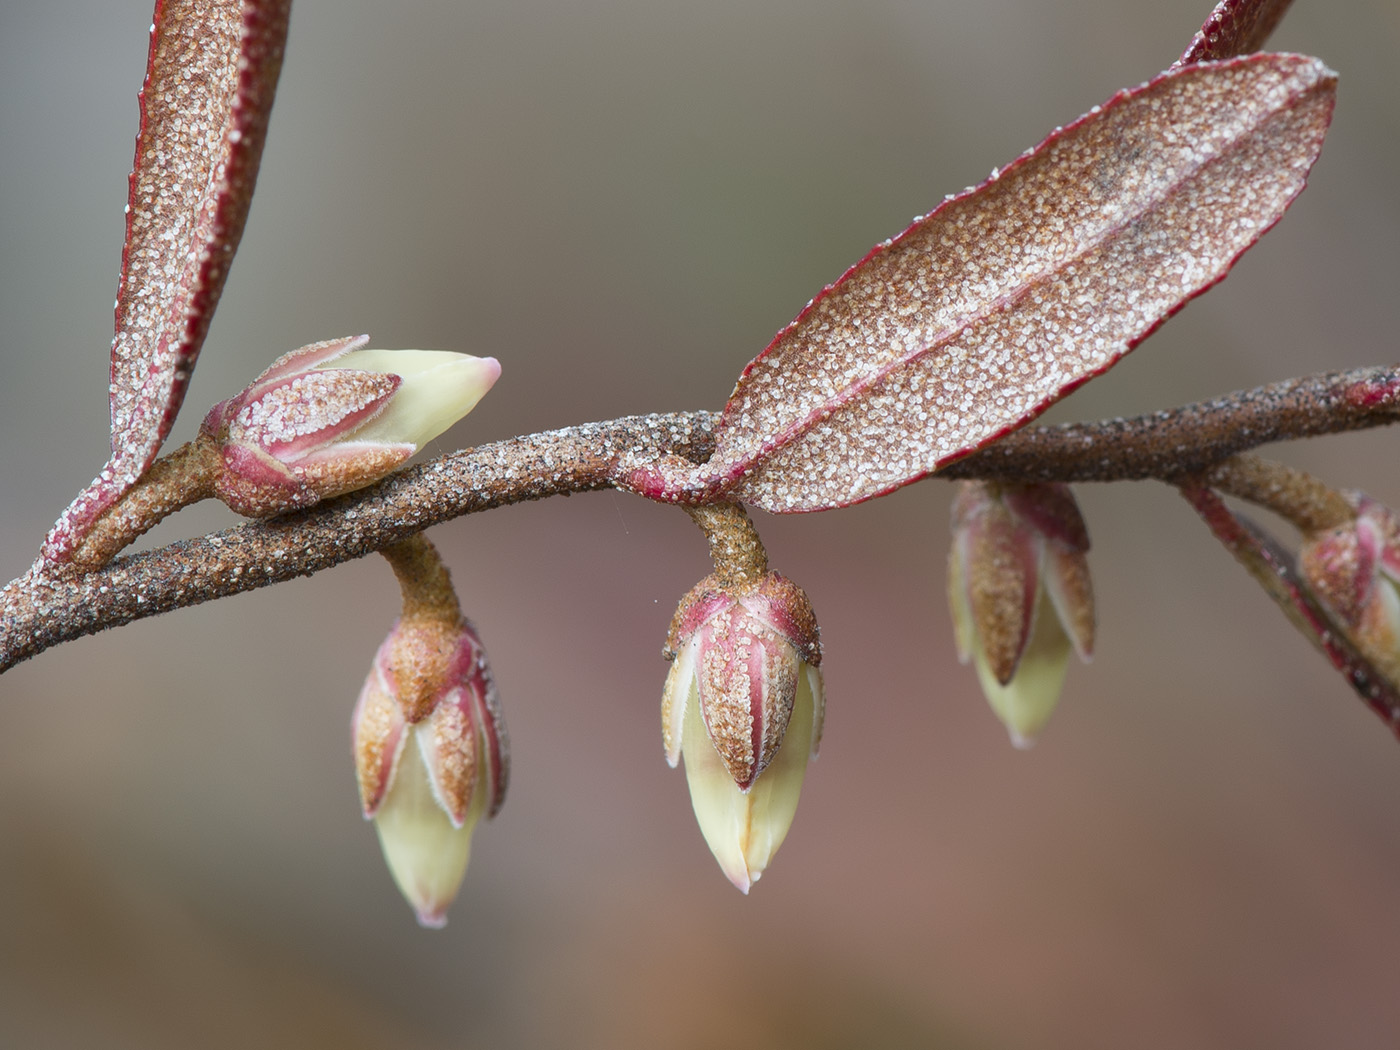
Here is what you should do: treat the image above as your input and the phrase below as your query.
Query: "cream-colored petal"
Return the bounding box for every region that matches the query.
[330,350,500,450]
[682,662,816,892]
[373,727,487,928]
[974,588,1072,748]
[661,636,698,768]
[740,666,816,882]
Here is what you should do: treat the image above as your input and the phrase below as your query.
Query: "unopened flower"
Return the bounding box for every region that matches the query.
[203,334,499,517]
[351,616,508,927]
[662,571,824,893]
[948,481,1094,747]
[1299,497,1400,683]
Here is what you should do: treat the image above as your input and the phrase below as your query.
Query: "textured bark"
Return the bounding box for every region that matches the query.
[4,367,1399,674]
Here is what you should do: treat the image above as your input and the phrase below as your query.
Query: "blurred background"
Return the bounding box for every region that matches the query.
[2,0,1399,1046]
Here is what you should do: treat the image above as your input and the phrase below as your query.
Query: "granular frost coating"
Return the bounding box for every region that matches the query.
[232,370,398,450]
[42,1,290,564]
[110,0,290,462]
[1174,0,1295,68]
[711,55,1336,514]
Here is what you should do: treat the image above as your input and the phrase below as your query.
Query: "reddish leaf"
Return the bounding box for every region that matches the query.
[1181,485,1400,738]
[1174,0,1295,68]
[42,0,292,565]
[703,54,1334,514]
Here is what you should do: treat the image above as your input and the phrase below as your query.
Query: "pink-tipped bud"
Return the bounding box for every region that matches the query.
[948,481,1094,747]
[351,617,508,928]
[661,572,824,893]
[1299,497,1400,684]
[203,335,500,517]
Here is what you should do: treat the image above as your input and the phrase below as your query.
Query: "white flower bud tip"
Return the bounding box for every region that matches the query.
[676,659,823,893]
[327,349,500,451]
[973,589,1073,748]
[373,724,486,928]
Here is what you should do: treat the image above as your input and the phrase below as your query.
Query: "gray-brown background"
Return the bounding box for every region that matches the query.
[2,1,1398,1046]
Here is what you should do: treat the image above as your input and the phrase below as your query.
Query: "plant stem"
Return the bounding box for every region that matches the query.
[381,533,463,626]
[64,434,221,573]
[5,365,1400,673]
[938,365,1400,483]
[379,533,468,724]
[1204,454,1356,534]
[685,504,769,590]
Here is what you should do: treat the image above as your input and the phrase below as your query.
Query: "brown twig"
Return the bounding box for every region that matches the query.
[685,504,770,590]
[3,365,1399,673]
[938,365,1400,482]
[1,412,717,672]
[1204,454,1356,534]
[378,534,468,724]
[64,432,221,574]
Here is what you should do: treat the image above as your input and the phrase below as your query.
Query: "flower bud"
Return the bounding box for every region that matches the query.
[351,616,508,927]
[948,481,1094,747]
[1299,497,1400,684]
[203,334,499,517]
[661,572,824,893]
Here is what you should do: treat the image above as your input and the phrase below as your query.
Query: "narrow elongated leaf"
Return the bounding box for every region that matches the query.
[42,0,291,565]
[707,54,1334,514]
[1174,0,1295,68]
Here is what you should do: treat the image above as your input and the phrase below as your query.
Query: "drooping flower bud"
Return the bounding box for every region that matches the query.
[202,334,499,517]
[1299,497,1400,684]
[351,616,508,928]
[662,572,824,893]
[948,481,1094,747]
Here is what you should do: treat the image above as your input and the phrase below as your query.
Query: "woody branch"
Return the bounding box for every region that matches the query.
[2,363,1397,673]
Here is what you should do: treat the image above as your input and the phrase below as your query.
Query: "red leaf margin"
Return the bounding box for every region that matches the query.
[1174,0,1295,68]
[666,54,1336,514]
[41,0,292,567]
